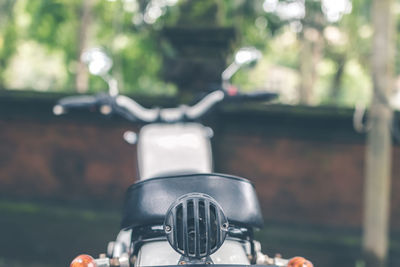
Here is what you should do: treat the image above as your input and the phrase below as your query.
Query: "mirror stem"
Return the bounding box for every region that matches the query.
[103,74,119,96]
[221,62,240,90]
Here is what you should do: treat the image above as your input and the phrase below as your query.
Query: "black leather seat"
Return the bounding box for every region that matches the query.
[121,173,264,229]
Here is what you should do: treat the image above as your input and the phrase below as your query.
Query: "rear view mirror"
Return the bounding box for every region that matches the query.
[234,47,262,66]
[81,48,113,77]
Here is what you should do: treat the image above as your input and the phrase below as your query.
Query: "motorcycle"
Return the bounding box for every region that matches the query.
[54,47,313,267]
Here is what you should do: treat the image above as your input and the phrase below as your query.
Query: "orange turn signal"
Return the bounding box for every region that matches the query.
[70,254,97,267]
[287,256,314,267]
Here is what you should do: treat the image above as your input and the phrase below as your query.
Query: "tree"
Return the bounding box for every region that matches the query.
[362,0,395,266]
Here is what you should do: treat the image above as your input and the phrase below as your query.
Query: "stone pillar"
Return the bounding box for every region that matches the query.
[161,27,236,101]
[159,1,236,101]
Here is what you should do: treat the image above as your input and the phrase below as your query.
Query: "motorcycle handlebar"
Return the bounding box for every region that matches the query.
[54,89,277,122]
[186,90,225,119]
[115,95,159,122]
[115,90,225,122]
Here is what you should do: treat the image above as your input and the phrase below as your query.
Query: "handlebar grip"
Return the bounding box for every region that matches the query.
[58,95,98,106]
[53,95,99,115]
[226,90,279,102]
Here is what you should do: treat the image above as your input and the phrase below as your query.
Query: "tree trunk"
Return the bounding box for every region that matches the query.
[330,55,346,104]
[75,0,92,93]
[362,0,394,266]
[298,27,322,105]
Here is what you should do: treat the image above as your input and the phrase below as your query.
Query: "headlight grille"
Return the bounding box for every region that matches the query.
[164,193,228,259]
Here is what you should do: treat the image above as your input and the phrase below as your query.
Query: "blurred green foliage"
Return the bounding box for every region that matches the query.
[0,0,17,87]
[0,0,396,106]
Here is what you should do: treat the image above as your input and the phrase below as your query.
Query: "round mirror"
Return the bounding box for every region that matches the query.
[234,47,262,66]
[81,47,113,76]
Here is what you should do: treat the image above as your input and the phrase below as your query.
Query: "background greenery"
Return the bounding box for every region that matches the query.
[0,0,393,106]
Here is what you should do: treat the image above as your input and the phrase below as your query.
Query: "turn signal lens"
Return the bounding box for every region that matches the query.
[287,256,314,267]
[70,254,97,267]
